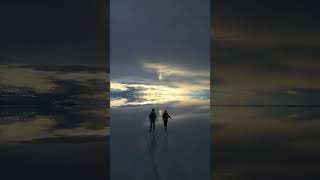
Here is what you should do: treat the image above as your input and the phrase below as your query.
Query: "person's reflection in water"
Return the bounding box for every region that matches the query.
[150,132,156,152]
[149,131,160,180]
[162,130,169,153]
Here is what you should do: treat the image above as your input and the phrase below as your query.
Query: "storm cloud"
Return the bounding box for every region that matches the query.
[111,0,209,90]
[211,0,320,105]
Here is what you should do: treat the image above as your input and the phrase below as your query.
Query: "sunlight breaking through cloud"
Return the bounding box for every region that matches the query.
[144,63,209,80]
[111,81,209,107]
[111,61,209,107]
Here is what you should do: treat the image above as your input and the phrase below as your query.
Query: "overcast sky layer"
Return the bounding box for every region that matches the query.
[0,0,108,105]
[0,0,107,66]
[211,0,320,105]
[111,0,210,105]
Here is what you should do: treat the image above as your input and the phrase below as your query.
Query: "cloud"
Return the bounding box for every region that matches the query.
[144,63,209,80]
[0,63,108,105]
[0,106,109,145]
[111,61,210,107]
[211,10,320,105]
[110,81,209,107]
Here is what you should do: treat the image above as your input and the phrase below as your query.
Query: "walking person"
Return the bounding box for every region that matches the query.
[149,109,157,132]
[162,110,172,132]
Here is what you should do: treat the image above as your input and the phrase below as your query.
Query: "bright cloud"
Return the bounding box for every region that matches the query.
[144,63,209,80]
[111,81,209,107]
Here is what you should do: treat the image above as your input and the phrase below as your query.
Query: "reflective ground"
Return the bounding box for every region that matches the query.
[111,100,210,180]
[211,107,320,180]
[0,105,109,180]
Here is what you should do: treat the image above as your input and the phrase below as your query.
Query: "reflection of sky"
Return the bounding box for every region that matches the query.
[211,107,320,180]
[0,106,109,179]
[0,106,109,144]
[111,103,210,180]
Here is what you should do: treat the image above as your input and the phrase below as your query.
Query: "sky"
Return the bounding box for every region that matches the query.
[211,0,320,105]
[0,1,109,179]
[0,0,109,105]
[111,0,210,106]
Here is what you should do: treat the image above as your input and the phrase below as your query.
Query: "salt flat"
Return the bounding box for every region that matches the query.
[111,104,210,180]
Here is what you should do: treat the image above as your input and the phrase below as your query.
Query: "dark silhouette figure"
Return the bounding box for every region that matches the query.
[162,110,172,132]
[149,109,157,132]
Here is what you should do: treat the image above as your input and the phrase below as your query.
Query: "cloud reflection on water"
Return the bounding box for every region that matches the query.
[211,107,320,180]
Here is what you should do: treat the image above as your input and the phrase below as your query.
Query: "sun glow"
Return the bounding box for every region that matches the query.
[144,63,209,80]
[110,81,209,107]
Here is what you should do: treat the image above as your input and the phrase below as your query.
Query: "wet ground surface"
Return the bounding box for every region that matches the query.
[211,107,320,180]
[111,104,210,180]
[0,105,109,180]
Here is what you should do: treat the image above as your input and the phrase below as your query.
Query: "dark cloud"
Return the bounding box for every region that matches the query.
[0,0,108,66]
[52,78,106,96]
[0,106,108,133]
[0,86,66,105]
[52,107,108,130]
[213,0,320,32]
[0,78,107,105]
[251,88,320,106]
[17,64,110,74]
[211,0,320,105]
[111,87,144,103]
[0,0,109,105]
[0,64,108,105]
[0,1,108,179]
[111,0,209,81]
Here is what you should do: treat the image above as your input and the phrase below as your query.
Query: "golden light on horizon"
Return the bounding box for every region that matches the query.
[111,62,209,107]
[110,81,209,107]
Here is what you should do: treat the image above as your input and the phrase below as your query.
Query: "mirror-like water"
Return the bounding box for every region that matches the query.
[111,96,210,180]
[211,107,320,180]
[0,105,109,179]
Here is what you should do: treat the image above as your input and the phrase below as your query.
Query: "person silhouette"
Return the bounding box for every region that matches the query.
[149,109,157,132]
[162,110,172,132]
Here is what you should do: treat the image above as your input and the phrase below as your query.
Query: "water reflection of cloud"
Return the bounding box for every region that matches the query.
[0,106,109,145]
[211,107,320,180]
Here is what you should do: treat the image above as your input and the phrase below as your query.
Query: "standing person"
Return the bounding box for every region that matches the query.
[162,110,172,132]
[149,109,157,132]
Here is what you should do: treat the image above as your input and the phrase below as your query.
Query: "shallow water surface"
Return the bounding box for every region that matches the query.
[211,107,320,180]
[0,105,109,180]
[111,102,210,180]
